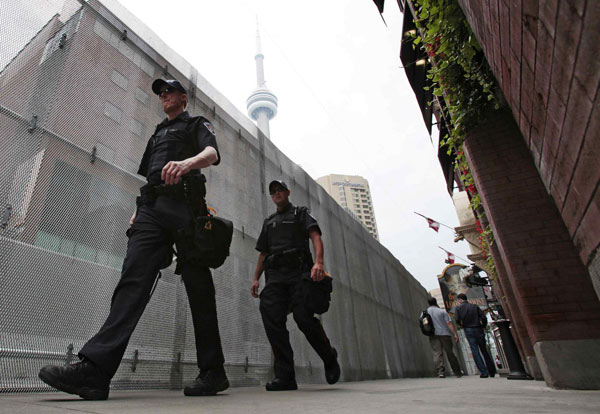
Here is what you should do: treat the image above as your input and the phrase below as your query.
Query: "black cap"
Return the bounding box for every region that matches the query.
[268,180,289,192]
[152,79,187,95]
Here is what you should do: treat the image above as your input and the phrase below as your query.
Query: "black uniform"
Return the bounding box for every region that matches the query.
[256,203,336,381]
[79,111,225,378]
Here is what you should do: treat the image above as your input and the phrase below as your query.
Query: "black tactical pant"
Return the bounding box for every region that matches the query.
[79,196,225,378]
[259,269,336,380]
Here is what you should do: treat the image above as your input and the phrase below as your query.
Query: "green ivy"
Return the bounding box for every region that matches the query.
[411,0,502,278]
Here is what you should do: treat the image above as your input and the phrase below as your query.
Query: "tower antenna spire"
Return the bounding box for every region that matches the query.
[247,18,278,139]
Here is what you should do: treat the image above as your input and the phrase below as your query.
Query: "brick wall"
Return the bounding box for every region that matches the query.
[457,0,600,269]
[464,108,600,345]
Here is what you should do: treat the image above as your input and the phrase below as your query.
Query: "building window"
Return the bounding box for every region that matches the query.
[110,70,128,90]
[104,102,122,124]
[129,118,145,138]
[135,88,150,106]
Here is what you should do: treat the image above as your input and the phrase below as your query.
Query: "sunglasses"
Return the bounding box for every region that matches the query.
[159,87,178,98]
[269,188,286,195]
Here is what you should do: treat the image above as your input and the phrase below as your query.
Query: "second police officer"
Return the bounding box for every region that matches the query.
[251,180,340,391]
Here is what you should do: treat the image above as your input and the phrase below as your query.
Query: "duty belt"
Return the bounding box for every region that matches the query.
[264,248,311,270]
[137,174,207,207]
[137,183,183,206]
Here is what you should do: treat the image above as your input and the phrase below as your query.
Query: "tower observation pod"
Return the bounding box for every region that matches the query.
[246,23,277,139]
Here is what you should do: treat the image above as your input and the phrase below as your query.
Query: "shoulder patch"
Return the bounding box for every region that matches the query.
[300,206,316,220]
[203,121,216,136]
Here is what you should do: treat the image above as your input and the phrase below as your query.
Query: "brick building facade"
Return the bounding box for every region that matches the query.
[392,0,600,389]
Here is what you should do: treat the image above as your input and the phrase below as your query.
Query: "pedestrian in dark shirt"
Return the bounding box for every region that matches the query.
[454,293,496,378]
[251,180,340,391]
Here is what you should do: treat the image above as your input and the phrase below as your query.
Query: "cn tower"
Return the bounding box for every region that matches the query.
[246,23,278,139]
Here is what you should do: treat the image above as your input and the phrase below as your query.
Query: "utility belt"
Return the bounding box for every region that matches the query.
[264,248,312,271]
[137,174,207,213]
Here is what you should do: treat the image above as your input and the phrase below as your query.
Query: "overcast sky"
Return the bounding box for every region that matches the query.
[2,0,475,291]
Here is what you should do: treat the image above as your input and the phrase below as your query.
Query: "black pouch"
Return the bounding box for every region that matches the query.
[301,273,333,315]
[178,215,233,270]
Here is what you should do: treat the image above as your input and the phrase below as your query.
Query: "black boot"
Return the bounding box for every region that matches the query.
[265,377,298,391]
[38,358,110,400]
[325,347,340,385]
[184,367,229,396]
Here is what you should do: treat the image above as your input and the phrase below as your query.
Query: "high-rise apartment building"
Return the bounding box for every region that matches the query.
[316,174,379,240]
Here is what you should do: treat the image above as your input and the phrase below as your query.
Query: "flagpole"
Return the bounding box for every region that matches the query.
[438,246,472,265]
[414,212,456,231]
[415,211,483,251]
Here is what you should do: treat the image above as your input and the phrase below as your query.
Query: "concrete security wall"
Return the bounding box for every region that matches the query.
[0,0,434,391]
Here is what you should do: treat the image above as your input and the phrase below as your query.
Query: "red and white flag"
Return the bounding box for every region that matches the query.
[426,218,440,232]
[415,212,441,232]
[439,247,455,264]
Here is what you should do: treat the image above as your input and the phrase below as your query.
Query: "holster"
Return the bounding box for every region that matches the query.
[182,174,207,216]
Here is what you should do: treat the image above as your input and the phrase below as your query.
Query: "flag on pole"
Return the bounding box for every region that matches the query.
[439,247,455,264]
[426,217,440,232]
[414,212,441,232]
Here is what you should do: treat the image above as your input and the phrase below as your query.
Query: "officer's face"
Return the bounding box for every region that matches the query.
[159,88,186,113]
[270,186,290,206]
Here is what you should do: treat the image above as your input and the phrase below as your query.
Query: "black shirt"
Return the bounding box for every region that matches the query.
[454,301,486,329]
[255,203,321,254]
[137,111,220,185]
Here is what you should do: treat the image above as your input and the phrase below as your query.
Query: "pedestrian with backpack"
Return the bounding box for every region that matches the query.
[423,297,463,378]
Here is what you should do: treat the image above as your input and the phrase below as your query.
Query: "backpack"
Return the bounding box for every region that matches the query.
[419,310,435,336]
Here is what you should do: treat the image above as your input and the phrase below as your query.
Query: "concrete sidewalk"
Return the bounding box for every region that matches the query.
[2,376,599,414]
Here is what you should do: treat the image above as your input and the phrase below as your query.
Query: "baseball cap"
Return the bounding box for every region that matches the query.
[151,79,187,95]
[268,180,289,193]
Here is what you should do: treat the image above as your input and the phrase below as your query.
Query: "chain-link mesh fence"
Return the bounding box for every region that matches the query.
[0,0,434,393]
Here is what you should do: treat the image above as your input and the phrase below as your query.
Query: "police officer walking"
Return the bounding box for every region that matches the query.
[251,180,340,391]
[38,79,229,399]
